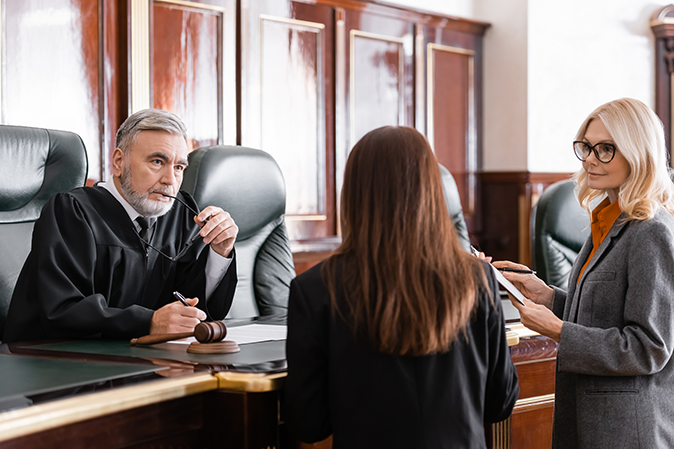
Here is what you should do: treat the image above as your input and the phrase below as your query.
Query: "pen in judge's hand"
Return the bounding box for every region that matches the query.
[173,291,191,307]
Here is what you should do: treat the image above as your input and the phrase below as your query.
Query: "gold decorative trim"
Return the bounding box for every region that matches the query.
[518,193,528,264]
[335,8,346,236]
[259,14,325,30]
[650,5,674,26]
[349,29,405,149]
[513,393,555,413]
[505,330,519,347]
[155,0,225,12]
[259,14,326,217]
[426,43,476,212]
[215,372,286,392]
[285,214,328,221]
[491,416,511,449]
[0,374,217,443]
[414,25,425,134]
[130,0,151,114]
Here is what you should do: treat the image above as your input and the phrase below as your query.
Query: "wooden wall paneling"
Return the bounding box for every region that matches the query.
[478,172,571,265]
[1,0,105,183]
[149,0,235,151]
[421,26,484,237]
[241,0,336,246]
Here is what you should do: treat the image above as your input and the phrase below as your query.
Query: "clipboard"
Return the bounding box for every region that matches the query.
[470,246,527,306]
[490,264,527,306]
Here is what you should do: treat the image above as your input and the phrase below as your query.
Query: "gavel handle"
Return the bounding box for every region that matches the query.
[130,332,194,345]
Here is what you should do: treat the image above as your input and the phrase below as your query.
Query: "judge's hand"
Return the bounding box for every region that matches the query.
[195,206,238,258]
[150,297,207,334]
[492,260,554,308]
[508,296,564,342]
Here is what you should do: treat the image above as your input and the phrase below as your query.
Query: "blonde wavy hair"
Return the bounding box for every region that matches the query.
[573,98,674,221]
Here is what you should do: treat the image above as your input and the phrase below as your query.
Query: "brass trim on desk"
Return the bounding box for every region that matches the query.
[0,373,217,443]
[506,330,519,347]
[215,371,287,392]
[512,393,555,414]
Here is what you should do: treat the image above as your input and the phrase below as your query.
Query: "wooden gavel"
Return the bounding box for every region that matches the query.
[130,321,227,346]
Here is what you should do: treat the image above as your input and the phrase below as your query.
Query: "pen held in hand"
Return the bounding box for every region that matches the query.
[173,291,191,307]
[497,267,536,275]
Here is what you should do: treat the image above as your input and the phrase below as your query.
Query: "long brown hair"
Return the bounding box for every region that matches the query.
[323,126,486,356]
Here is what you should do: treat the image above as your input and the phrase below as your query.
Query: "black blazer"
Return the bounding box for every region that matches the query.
[285,260,519,449]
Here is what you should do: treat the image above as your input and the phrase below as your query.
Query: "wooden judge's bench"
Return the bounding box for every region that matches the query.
[0,320,555,449]
[497,324,558,449]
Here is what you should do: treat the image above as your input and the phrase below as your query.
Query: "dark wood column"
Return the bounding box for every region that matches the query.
[651,5,674,161]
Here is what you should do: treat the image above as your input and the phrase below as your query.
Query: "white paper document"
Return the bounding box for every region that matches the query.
[170,323,287,345]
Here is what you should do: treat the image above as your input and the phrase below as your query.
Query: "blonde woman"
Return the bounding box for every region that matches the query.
[496,98,674,448]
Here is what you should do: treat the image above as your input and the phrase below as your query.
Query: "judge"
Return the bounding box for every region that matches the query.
[2,109,238,343]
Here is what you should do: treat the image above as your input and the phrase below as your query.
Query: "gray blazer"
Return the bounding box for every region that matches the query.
[550,208,674,448]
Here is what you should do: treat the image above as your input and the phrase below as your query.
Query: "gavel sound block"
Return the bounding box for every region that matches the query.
[130,321,240,354]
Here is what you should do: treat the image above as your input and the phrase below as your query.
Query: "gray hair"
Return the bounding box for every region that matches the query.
[115,109,188,154]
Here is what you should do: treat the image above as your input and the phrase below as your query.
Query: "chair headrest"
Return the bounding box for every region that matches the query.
[536,179,588,252]
[182,146,286,241]
[0,125,88,223]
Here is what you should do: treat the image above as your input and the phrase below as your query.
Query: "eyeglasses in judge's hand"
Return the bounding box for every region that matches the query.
[135,193,210,261]
[572,141,617,164]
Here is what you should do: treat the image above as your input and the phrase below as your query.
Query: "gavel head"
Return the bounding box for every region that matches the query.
[194,321,227,343]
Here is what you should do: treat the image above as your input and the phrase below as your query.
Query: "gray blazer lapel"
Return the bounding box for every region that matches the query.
[564,236,592,321]
[568,212,630,322]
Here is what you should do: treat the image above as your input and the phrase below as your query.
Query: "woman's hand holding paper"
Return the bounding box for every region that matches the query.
[492,260,563,342]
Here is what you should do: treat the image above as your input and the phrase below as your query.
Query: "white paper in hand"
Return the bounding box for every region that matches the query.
[490,264,527,306]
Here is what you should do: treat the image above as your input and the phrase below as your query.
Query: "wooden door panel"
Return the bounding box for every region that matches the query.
[422,26,482,231]
[153,1,221,150]
[259,15,325,217]
[429,45,474,214]
[243,1,335,241]
[342,9,414,152]
[349,31,404,145]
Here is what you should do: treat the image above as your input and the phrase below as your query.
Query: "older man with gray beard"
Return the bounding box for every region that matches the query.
[3,109,238,343]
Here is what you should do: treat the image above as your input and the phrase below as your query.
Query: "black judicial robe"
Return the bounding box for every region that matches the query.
[2,186,237,343]
[285,260,519,449]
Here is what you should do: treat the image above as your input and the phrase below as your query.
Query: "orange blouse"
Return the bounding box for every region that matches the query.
[577,197,622,283]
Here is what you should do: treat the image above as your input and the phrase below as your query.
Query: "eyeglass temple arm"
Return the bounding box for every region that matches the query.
[160,193,212,226]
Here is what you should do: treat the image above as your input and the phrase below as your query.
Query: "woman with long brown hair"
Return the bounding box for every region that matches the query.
[285,126,519,448]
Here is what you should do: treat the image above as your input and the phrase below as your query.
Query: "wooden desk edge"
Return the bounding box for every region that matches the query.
[0,373,218,443]
[215,371,287,392]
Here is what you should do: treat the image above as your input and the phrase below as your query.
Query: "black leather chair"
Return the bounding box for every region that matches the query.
[0,125,88,338]
[182,145,294,318]
[530,179,589,289]
[531,171,674,289]
[439,164,471,252]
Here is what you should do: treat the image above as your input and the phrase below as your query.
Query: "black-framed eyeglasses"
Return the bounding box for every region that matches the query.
[572,141,617,164]
[135,194,209,261]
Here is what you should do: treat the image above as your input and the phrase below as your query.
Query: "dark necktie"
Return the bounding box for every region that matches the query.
[136,217,152,242]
